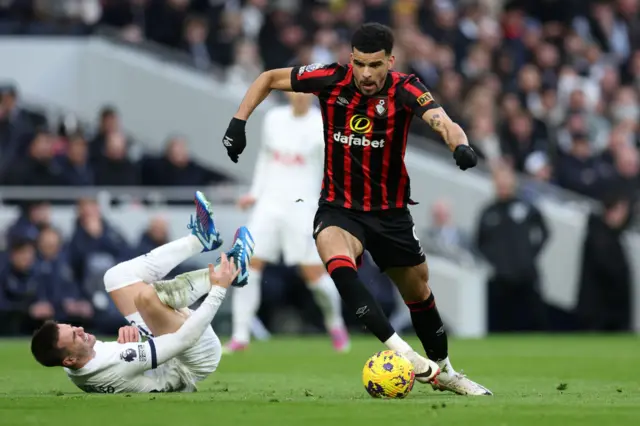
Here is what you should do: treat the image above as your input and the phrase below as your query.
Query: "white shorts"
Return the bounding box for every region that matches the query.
[175,323,221,381]
[247,201,322,266]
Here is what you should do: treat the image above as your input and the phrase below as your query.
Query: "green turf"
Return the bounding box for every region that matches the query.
[0,335,638,426]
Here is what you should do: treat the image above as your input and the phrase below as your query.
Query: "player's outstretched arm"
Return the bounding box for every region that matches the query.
[423,108,477,171]
[421,109,468,151]
[402,76,478,171]
[118,255,239,375]
[235,68,294,121]
[221,68,293,163]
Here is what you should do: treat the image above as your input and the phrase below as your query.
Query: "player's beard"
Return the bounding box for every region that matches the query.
[357,79,381,96]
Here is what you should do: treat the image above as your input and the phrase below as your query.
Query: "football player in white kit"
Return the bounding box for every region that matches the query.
[224,92,350,353]
[30,192,255,393]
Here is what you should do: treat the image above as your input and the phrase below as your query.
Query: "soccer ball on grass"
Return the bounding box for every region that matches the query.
[362,350,415,398]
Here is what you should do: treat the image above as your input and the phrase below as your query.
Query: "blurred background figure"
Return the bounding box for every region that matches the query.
[421,198,475,266]
[227,91,348,353]
[475,164,550,332]
[575,192,633,332]
[0,239,53,335]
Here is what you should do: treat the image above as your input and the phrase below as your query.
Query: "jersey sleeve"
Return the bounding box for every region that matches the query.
[399,75,441,117]
[290,63,342,94]
[113,341,157,376]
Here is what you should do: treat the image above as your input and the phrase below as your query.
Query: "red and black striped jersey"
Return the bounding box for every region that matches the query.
[290,62,439,211]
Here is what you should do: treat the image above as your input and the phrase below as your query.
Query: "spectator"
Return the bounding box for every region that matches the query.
[89,105,121,161]
[501,111,547,172]
[475,164,550,332]
[575,192,633,331]
[93,131,140,185]
[469,112,501,161]
[140,136,228,186]
[67,198,131,289]
[0,85,40,172]
[1,131,64,186]
[521,151,555,202]
[36,226,94,325]
[554,132,617,198]
[57,133,94,186]
[182,14,214,71]
[0,239,54,335]
[226,38,263,90]
[421,198,475,265]
[5,201,51,244]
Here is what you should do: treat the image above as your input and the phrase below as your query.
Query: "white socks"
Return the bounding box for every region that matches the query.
[104,235,204,292]
[307,274,345,330]
[153,268,211,310]
[231,267,262,343]
[384,333,413,353]
[125,312,153,339]
[437,357,455,375]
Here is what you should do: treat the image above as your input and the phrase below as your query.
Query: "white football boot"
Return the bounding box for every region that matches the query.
[401,350,441,384]
[432,362,493,395]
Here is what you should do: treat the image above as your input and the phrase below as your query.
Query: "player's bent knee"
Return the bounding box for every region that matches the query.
[104,261,139,293]
[133,285,159,311]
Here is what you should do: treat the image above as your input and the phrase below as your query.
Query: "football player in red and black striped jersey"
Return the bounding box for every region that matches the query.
[222,23,491,396]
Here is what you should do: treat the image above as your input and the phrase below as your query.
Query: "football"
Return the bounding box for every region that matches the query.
[362,350,415,398]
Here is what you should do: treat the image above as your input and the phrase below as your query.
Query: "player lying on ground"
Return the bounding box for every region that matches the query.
[221,22,491,395]
[226,91,350,354]
[31,192,255,393]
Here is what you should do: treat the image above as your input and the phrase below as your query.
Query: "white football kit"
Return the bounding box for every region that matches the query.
[65,289,225,393]
[248,104,325,265]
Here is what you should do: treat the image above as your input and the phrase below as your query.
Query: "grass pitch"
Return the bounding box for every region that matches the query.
[0,334,638,426]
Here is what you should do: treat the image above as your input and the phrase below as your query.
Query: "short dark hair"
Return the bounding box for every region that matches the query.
[31,320,66,367]
[100,105,117,119]
[351,23,394,55]
[9,238,35,253]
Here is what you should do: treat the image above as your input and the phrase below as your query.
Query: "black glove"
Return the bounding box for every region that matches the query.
[453,145,477,171]
[222,118,247,163]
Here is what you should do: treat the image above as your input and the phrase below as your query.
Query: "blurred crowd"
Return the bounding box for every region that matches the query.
[2,0,640,204]
[0,87,230,188]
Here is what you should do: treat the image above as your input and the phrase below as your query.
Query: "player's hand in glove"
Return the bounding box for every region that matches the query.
[222,117,247,163]
[453,145,478,171]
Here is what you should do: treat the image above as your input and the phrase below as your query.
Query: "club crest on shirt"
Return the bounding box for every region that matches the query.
[120,348,137,363]
[375,99,387,116]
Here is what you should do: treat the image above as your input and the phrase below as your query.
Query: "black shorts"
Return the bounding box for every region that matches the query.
[312,202,426,272]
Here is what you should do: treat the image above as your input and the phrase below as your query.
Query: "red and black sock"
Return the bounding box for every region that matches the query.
[326,255,395,342]
[406,292,448,361]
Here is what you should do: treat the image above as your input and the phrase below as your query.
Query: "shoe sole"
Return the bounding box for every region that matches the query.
[431,381,493,396]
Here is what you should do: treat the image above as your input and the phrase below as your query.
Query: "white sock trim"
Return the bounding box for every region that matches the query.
[125,312,153,339]
[384,333,412,353]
